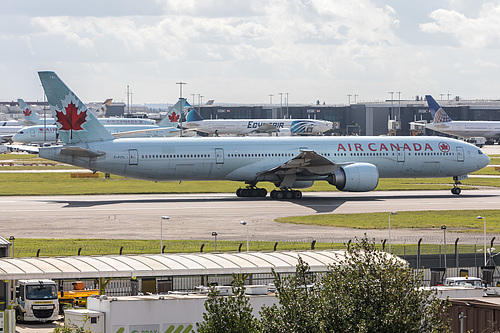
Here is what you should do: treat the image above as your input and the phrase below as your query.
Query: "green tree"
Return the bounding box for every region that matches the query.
[197,275,260,333]
[260,238,451,333]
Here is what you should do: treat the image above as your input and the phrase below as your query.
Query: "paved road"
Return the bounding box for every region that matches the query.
[2,188,499,244]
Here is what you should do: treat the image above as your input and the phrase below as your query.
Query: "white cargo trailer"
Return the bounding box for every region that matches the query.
[66,292,278,333]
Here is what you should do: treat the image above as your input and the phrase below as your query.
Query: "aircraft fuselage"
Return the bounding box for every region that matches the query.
[39,136,489,186]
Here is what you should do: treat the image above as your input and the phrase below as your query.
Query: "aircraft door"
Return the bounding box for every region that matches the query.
[215,148,224,164]
[129,149,138,165]
[30,129,36,137]
[457,147,464,162]
[397,149,405,162]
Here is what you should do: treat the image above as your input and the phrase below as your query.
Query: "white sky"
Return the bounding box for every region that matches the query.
[1,0,500,105]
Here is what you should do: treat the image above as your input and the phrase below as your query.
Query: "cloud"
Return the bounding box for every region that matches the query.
[420,2,500,48]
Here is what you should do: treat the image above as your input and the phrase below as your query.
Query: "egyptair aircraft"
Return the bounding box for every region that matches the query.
[425,95,500,143]
[37,71,489,198]
[184,107,334,135]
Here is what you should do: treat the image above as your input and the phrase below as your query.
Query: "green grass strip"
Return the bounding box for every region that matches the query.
[276,210,500,233]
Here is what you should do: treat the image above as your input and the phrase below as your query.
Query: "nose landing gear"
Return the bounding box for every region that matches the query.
[451,176,462,195]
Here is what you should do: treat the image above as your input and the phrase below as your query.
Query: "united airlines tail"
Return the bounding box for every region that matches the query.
[426,95,452,123]
[38,71,115,144]
[18,99,42,124]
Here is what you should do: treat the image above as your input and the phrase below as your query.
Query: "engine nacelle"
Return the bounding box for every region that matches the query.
[274,180,314,189]
[327,163,379,192]
[290,181,314,189]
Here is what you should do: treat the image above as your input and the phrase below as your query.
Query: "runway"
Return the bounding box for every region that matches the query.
[2,188,499,244]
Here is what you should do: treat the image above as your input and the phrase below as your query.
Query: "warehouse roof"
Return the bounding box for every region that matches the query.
[0,250,348,280]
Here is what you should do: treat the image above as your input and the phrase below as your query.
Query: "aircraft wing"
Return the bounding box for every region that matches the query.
[259,150,339,177]
[251,123,279,133]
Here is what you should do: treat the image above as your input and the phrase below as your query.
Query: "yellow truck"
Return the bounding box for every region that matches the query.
[58,281,99,311]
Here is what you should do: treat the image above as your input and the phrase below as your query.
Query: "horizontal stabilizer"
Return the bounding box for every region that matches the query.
[60,147,105,158]
[112,127,179,138]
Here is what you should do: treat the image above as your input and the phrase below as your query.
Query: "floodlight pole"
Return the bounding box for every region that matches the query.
[240,221,249,252]
[389,212,397,253]
[212,232,218,252]
[442,225,447,275]
[477,216,486,266]
[161,216,169,253]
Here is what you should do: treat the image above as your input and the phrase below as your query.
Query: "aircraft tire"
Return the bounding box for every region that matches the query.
[250,189,258,197]
[240,189,249,197]
[236,189,242,197]
[274,191,284,199]
[284,190,293,199]
[292,190,302,199]
[258,188,268,197]
[452,187,461,195]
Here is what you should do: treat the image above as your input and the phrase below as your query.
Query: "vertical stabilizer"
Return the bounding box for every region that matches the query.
[425,95,452,123]
[186,106,204,122]
[38,71,115,144]
[157,98,195,127]
[18,99,42,124]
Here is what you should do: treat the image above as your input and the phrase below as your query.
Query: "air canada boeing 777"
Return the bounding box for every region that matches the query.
[37,71,489,198]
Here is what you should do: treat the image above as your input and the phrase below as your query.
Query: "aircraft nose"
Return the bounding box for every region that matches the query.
[482,153,491,168]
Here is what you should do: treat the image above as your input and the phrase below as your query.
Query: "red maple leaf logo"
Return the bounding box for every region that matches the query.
[55,102,87,139]
[23,108,32,116]
[438,142,450,152]
[169,111,180,123]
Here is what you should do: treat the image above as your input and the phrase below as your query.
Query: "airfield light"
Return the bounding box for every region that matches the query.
[161,216,169,254]
[388,212,397,253]
[477,216,486,266]
[240,221,249,252]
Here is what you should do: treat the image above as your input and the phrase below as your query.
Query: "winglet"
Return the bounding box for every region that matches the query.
[38,71,115,144]
[18,99,41,124]
[425,95,452,123]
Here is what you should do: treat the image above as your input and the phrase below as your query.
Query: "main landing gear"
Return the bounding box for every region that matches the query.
[236,186,268,198]
[270,189,302,200]
[451,176,462,195]
[235,186,303,199]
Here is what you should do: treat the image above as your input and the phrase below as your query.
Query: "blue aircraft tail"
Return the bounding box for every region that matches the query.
[38,71,115,144]
[186,108,204,122]
[425,95,452,123]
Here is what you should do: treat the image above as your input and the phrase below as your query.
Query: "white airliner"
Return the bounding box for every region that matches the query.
[425,95,500,141]
[12,101,183,145]
[19,98,156,126]
[184,107,334,135]
[37,71,489,198]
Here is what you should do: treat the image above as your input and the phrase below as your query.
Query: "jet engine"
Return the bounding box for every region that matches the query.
[327,162,379,192]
